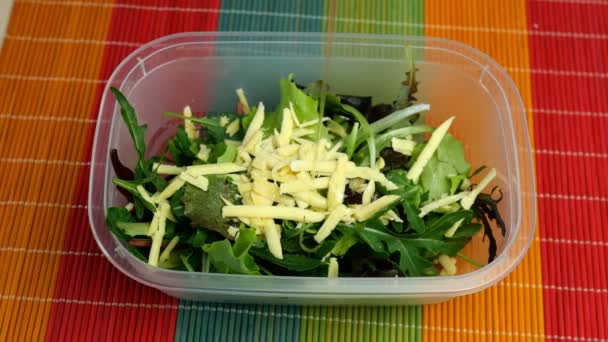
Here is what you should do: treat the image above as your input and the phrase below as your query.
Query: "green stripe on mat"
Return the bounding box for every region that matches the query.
[297,306,422,342]
[176,0,424,341]
[299,1,425,341]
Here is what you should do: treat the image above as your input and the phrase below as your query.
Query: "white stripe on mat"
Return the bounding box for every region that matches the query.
[13,0,608,40]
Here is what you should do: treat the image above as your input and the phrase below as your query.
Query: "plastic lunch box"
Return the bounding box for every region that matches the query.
[88,32,536,305]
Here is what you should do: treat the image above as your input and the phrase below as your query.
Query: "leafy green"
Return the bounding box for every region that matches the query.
[182,176,240,239]
[111,87,147,171]
[341,220,436,276]
[330,230,360,256]
[267,75,328,139]
[105,207,148,261]
[106,207,136,241]
[436,134,471,175]
[169,187,187,221]
[111,178,156,213]
[185,230,209,248]
[167,126,198,166]
[419,134,471,201]
[250,248,323,272]
[402,200,425,233]
[202,227,260,275]
[217,144,237,163]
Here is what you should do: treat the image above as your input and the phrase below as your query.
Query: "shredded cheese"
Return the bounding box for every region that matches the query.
[327,155,348,210]
[407,116,455,183]
[235,88,251,113]
[153,177,186,203]
[183,106,199,140]
[328,257,339,278]
[354,195,400,222]
[391,138,416,156]
[243,103,264,145]
[226,119,240,137]
[314,205,349,243]
[148,202,170,266]
[179,172,209,191]
[187,163,246,176]
[418,192,469,217]
[461,168,497,210]
[197,144,211,161]
[153,163,184,175]
[136,185,155,207]
[222,205,325,223]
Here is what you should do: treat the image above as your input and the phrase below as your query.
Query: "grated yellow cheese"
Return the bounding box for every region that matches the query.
[418,192,468,218]
[327,155,347,210]
[361,181,375,205]
[291,191,327,210]
[391,138,416,156]
[275,107,293,147]
[179,172,209,191]
[222,205,325,223]
[187,163,246,176]
[407,116,454,183]
[279,177,330,194]
[226,119,240,137]
[262,220,283,259]
[153,163,184,175]
[148,202,170,266]
[328,257,339,278]
[183,106,199,141]
[243,102,265,144]
[314,205,349,243]
[154,177,186,203]
[354,195,400,222]
[136,185,155,207]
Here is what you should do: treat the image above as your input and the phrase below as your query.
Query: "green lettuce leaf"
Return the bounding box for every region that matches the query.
[419,134,471,200]
[203,227,260,275]
[182,176,240,239]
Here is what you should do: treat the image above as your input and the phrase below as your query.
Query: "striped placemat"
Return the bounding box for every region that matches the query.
[0,0,606,341]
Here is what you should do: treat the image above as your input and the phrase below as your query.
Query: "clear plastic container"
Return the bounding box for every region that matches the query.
[89,32,536,305]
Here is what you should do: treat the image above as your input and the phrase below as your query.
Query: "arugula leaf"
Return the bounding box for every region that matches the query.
[105,207,148,261]
[183,176,240,239]
[185,230,209,248]
[330,230,360,256]
[402,200,425,233]
[169,187,187,222]
[341,220,435,276]
[167,126,198,166]
[111,178,156,213]
[202,227,260,275]
[111,87,147,171]
[250,248,323,272]
[419,210,474,239]
[340,217,472,276]
[449,223,482,239]
[106,207,135,241]
[383,170,422,205]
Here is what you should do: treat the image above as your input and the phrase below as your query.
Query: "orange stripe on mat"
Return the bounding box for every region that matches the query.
[0,2,113,341]
[423,1,545,341]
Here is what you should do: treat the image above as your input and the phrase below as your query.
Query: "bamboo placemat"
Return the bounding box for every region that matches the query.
[0,0,606,341]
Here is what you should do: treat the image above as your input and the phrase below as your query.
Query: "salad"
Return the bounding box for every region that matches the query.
[106,70,505,278]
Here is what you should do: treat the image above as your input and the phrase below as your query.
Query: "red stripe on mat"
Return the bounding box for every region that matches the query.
[528,1,608,341]
[44,1,221,340]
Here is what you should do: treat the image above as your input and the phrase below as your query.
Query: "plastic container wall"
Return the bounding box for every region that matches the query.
[89,33,535,305]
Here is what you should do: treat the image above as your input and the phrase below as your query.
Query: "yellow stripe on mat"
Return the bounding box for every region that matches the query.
[0,2,113,340]
[423,1,545,341]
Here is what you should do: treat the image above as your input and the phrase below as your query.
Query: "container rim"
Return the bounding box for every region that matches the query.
[89,31,536,298]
